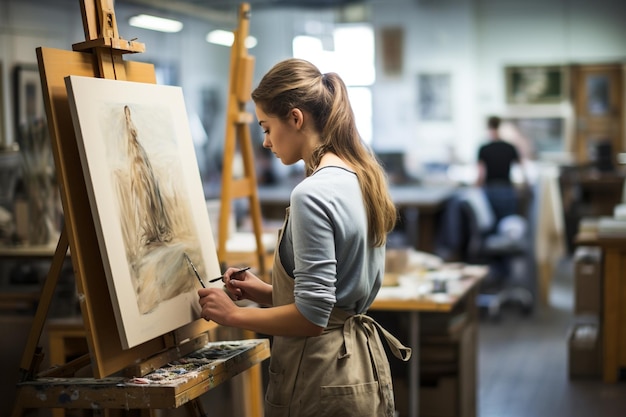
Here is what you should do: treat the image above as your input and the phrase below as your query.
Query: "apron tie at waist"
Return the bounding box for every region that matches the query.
[340,313,411,416]
[339,314,412,361]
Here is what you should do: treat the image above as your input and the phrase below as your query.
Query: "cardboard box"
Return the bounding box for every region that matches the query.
[568,322,601,379]
[574,246,602,315]
[393,376,457,417]
[420,376,458,417]
[393,322,477,417]
[385,248,410,273]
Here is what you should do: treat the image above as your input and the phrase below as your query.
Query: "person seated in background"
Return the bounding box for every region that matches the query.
[476,115,528,222]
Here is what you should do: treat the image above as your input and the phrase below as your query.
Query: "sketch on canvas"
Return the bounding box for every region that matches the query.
[65,75,221,349]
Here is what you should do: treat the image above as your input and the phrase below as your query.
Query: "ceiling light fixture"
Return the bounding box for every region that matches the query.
[206,29,257,48]
[129,14,183,33]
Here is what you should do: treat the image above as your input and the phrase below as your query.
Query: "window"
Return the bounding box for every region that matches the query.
[293,24,375,144]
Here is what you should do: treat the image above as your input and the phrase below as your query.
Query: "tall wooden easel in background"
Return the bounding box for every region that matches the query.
[218,3,271,281]
[216,5,268,415]
[11,0,268,415]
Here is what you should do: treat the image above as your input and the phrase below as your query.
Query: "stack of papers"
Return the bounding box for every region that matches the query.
[614,204,626,220]
[578,217,599,235]
[598,216,626,237]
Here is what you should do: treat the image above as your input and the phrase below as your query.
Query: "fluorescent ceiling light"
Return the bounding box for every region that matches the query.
[129,14,183,33]
[206,29,257,48]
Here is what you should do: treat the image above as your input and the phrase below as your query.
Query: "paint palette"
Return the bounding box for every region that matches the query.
[16,338,270,409]
[126,340,261,386]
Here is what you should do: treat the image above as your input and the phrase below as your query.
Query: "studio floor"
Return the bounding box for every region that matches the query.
[478,256,626,417]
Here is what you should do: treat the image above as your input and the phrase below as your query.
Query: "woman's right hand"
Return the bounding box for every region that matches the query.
[223,267,273,306]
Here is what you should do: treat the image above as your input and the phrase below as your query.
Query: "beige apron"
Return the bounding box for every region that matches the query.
[265,208,412,417]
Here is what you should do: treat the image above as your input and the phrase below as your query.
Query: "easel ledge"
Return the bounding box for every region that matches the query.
[15,339,269,410]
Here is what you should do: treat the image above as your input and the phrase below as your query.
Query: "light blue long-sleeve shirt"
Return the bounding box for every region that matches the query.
[278,166,386,327]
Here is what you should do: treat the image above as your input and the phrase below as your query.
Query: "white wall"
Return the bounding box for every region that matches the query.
[366,0,626,167]
[475,0,626,161]
[1,0,626,171]
[369,0,478,174]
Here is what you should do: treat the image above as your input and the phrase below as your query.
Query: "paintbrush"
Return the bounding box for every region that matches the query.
[209,266,251,283]
[184,253,206,288]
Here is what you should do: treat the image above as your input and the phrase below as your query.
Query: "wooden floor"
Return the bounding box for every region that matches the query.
[478,256,626,417]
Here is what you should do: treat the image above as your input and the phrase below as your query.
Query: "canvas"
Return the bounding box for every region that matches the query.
[65,75,221,349]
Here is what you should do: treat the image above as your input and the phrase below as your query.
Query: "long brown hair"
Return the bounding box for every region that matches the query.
[251,58,397,246]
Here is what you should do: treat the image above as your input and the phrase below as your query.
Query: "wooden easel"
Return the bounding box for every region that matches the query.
[11,0,269,415]
[216,5,267,415]
[218,3,270,280]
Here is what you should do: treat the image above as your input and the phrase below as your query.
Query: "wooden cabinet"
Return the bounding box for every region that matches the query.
[598,236,626,383]
[576,230,626,383]
[571,63,624,166]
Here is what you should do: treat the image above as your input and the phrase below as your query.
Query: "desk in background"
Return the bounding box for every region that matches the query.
[560,166,625,254]
[258,184,457,254]
[0,243,62,258]
[576,227,626,383]
[0,243,69,312]
[370,250,485,417]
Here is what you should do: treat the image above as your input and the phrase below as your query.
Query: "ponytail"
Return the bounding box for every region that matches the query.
[252,59,397,246]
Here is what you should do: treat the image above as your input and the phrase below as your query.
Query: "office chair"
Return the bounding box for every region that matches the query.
[459,187,534,319]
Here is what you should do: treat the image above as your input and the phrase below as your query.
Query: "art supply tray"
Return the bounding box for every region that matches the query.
[15,339,270,409]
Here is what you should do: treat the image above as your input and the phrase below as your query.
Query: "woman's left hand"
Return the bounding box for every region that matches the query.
[198,287,238,326]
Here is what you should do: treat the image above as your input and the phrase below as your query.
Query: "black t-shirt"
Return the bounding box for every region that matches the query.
[478,140,519,185]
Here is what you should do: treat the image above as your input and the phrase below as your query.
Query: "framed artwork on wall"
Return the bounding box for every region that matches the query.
[505,65,568,104]
[65,75,221,349]
[13,64,46,133]
[380,27,404,77]
[417,72,452,121]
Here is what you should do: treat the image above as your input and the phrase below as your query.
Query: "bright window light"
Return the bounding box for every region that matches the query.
[348,87,373,143]
[206,30,257,48]
[293,36,324,58]
[292,24,375,144]
[128,14,183,33]
[333,26,375,85]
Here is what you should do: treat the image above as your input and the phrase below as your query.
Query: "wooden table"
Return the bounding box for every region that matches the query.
[577,229,626,383]
[370,266,485,417]
[258,184,457,253]
[0,243,62,259]
[598,235,626,383]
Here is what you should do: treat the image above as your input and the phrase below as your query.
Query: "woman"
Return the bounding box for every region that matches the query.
[198,58,410,417]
